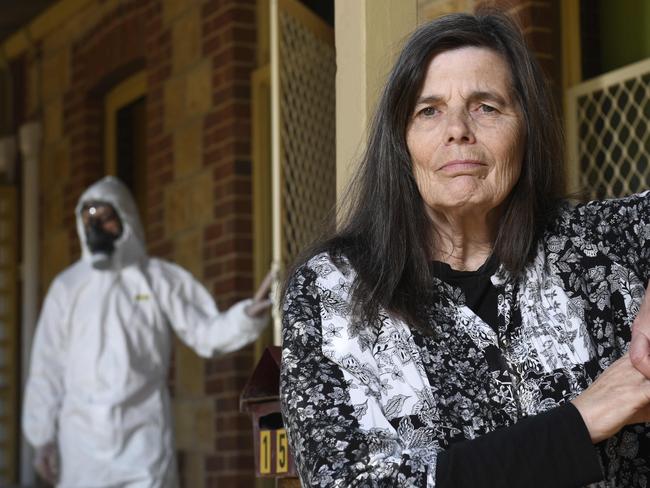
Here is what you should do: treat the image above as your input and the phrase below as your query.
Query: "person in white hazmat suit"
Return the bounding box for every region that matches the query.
[22,176,272,487]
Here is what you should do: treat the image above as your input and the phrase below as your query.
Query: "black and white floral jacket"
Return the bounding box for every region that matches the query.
[280,192,650,487]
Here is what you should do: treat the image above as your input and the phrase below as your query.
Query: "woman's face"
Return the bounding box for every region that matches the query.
[406,46,525,221]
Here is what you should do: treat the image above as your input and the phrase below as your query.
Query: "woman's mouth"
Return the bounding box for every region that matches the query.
[438,159,487,174]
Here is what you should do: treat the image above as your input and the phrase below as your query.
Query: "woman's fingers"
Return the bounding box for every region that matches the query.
[630,282,650,378]
[630,328,650,379]
[628,402,650,426]
[572,354,650,443]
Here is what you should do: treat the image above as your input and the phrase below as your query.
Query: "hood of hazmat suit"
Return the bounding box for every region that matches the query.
[23,176,268,487]
[76,175,146,270]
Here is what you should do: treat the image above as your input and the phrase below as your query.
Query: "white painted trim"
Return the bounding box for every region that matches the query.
[270,0,282,345]
[568,57,650,98]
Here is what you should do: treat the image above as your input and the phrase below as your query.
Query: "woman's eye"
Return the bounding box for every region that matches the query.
[418,106,438,117]
[478,104,497,113]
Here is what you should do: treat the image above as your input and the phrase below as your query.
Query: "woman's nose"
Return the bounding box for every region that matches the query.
[445,109,475,144]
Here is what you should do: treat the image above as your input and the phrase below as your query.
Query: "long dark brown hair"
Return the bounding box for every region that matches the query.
[287,11,565,331]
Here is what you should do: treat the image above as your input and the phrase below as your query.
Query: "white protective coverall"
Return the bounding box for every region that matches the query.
[23,176,268,487]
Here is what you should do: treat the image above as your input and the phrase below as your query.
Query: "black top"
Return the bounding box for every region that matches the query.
[431,257,603,487]
[430,255,500,333]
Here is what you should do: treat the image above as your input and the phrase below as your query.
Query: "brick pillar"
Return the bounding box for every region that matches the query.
[151,0,258,485]
[201,1,257,486]
[144,0,174,259]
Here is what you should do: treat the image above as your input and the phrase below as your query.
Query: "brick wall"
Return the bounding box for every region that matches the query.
[200,2,257,486]
[65,0,148,259]
[417,0,475,21]
[23,0,259,486]
[478,0,562,103]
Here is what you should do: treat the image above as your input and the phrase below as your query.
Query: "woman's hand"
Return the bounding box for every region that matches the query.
[630,283,650,378]
[572,354,650,443]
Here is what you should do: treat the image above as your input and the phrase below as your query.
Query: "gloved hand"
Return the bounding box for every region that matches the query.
[34,442,59,485]
[245,269,274,318]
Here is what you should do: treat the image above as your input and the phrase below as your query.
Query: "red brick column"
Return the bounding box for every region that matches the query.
[201,1,258,486]
[143,0,174,259]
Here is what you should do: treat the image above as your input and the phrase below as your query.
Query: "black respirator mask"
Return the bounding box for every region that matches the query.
[81,202,123,267]
[85,218,119,255]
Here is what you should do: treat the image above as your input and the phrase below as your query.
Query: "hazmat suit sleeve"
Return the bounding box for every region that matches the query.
[23,280,68,448]
[156,260,268,358]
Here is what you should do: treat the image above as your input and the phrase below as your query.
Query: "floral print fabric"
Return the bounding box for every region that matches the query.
[280,192,650,487]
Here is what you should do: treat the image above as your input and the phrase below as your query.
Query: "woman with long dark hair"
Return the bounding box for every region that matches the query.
[280,11,650,487]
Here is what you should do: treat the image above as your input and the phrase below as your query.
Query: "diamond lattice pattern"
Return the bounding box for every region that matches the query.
[577,71,650,199]
[279,11,336,267]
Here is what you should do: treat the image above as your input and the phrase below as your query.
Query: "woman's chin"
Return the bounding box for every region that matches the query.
[431,182,490,206]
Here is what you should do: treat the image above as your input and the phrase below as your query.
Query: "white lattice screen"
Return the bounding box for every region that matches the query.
[273,0,336,272]
[270,0,336,342]
[277,9,336,267]
[567,58,650,199]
